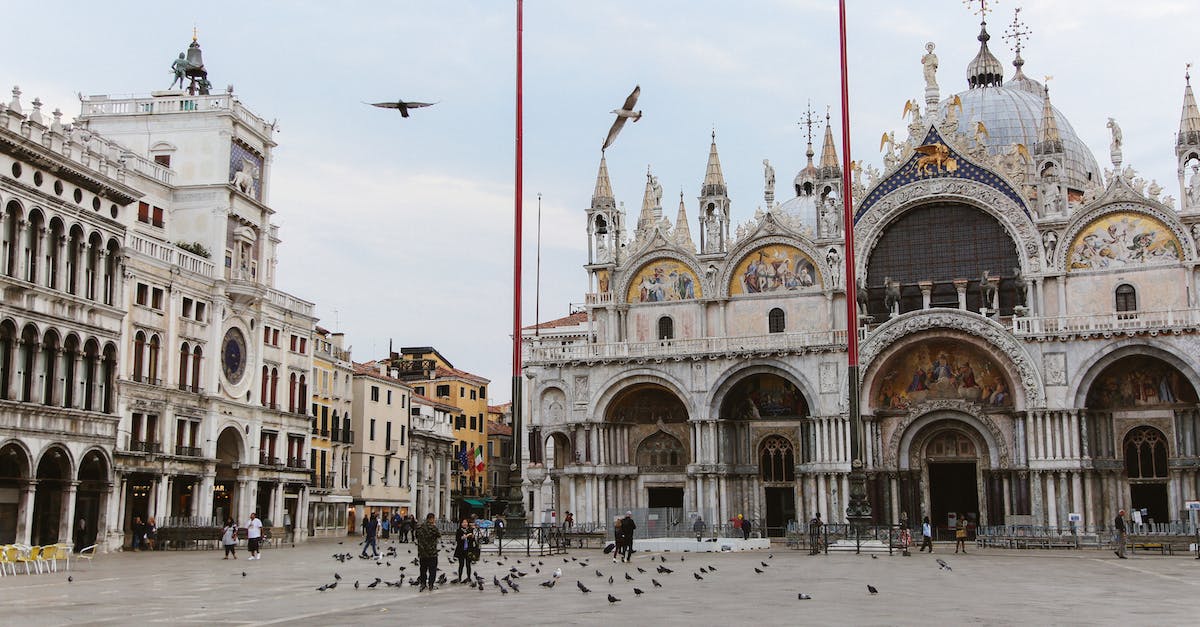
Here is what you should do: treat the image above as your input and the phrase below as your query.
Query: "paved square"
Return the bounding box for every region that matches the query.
[1,539,1197,625]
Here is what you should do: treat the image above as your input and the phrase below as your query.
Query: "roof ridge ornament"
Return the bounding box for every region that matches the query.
[964,1,1004,89]
[1003,7,1032,75]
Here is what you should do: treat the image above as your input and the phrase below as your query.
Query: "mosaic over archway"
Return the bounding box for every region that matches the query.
[1067,211,1182,271]
[871,339,1014,411]
[720,373,809,419]
[1084,355,1197,409]
[606,384,688,423]
[626,259,701,303]
[729,244,821,295]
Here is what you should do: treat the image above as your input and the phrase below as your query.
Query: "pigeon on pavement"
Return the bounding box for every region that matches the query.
[798,593,812,600]
[608,593,621,604]
[577,581,591,594]
[652,579,662,588]
[867,585,879,595]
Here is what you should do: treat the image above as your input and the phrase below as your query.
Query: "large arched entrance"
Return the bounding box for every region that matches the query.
[214,427,245,521]
[76,450,109,550]
[1084,354,1197,524]
[0,442,31,543]
[898,413,996,533]
[606,382,689,514]
[32,446,71,545]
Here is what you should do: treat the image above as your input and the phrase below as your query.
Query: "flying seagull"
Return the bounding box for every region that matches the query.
[367,99,437,118]
[602,85,642,151]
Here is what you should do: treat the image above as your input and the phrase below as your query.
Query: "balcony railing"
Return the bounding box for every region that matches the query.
[308,471,336,489]
[1012,308,1200,338]
[287,457,306,469]
[525,329,847,363]
[331,427,341,441]
[342,430,354,445]
[259,452,281,466]
[127,439,161,454]
[176,382,201,393]
[320,429,330,438]
[175,445,202,457]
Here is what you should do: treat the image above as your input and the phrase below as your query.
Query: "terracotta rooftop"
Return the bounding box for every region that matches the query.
[523,311,587,331]
[432,365,490,385]
[488,422,513,436]
[351,360,410,386]
[488,403,512,414]
[411,393,461,413]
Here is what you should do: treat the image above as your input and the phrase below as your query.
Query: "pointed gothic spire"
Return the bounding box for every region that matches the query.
[592,153,614,203]
[1179,67,1200,147]
[966,19,1004,89]
[1035,81,1063,154]
[819,113,841,176]
[674,191,694,251]
[637,167,663,233]
[701,131,727,197]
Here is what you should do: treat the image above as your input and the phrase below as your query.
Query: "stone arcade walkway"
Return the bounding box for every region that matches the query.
[1,540,1197,625]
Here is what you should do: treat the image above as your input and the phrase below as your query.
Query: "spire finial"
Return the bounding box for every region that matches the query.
[964,0,1004,88]
[1003,7,1031,70]
[799,101,817,164]
[1188,62,1193,86]
[192,25,198,43]
[963,0,993,19]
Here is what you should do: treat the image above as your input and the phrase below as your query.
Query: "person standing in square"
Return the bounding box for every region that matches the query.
[245,512,263,560]
[1113,509,1128,559]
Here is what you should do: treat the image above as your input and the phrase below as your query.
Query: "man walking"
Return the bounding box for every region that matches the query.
[919,516,933,553]
[1114,509,1128,559]
[808,512,823,555]
[619,512,637,562]
[415,512,441,591]
[245,512,263,560]
[361,512,380,558]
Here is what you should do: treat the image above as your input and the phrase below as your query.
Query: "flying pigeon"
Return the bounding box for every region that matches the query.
[608,593,621,604]
[577,581,591,594]
[652,578,662,588]
[367,99,437,118]
[867,585,879,595]
[602,85,642,151]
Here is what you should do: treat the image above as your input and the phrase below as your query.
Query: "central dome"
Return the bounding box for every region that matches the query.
[941,85,1102,193]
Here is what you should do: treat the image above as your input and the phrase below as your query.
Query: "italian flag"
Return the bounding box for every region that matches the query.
[474,445,485,472]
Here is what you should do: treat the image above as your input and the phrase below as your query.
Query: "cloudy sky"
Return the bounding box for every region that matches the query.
[7,0,1195,400]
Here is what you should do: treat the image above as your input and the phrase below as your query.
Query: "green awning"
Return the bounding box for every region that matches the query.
[463,498,487,507]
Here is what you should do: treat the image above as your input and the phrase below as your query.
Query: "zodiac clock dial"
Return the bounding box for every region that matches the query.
[221,327,247,385]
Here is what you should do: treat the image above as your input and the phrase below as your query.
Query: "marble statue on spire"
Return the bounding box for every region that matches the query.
[922,42,940,108]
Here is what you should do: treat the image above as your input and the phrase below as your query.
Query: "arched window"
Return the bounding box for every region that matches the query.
[636,431,686,471]
[289,373,297,413]
[759,436,795,482]
[298,375,308,414]
[1115,284,1137,313]
[147,335,160,385]
[261,365,269,406]
[768,308,786,333]
[191,346,202,392]
[179,342,191,390]
[657,316,674,341]
[1124,427,1168,479]
[132,331,146,383]
[270,367,280,408]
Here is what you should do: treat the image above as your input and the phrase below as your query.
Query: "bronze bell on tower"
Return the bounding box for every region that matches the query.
[184,39,207,79]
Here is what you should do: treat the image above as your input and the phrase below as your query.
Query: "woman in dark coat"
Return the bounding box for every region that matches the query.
[453,518,477,582]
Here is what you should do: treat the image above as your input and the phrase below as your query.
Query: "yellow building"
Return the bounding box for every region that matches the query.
[390,346,490,518]
[308,327,353,536]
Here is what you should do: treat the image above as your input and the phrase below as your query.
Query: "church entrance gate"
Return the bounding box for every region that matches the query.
[764,486,795,537]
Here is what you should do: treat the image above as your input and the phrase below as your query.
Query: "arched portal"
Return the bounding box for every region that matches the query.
[76,450,109,550]
[0,442,31,543]
[32,446,71,545]
[1123,426,1170,523]
[759,435,797,536]
[898,413,995,532]
[214,427,245,521]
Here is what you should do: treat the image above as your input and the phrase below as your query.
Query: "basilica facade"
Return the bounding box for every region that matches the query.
[521,18,1200,535]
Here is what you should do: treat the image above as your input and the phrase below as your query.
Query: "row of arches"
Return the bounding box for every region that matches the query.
[0,441,110,546]
[260,367,307,413]
[0,320,117,413]
[2,200,122,306]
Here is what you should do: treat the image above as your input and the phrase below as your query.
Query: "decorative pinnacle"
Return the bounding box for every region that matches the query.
[1003,7,1030,66]
[963,0,994,18]
[193,26,198,43]
[1188,63,1193,86]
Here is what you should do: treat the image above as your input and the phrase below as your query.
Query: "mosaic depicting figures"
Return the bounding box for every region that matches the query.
[1067,212,1182,271]
[729,244,821,296]
[626,259,701,303]
[721,374,808,419]
[872,340,1012,410]
[596,269,610,294]
[1085,356,1197,409]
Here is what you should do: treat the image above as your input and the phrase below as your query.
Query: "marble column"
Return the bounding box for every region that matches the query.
[1045,472,1058,529]
[17,480,36,545]
[60,481,79,543]
[1030,471,1044,526]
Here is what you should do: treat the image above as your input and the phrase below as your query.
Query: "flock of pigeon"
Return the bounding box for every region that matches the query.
[309,536,958,605]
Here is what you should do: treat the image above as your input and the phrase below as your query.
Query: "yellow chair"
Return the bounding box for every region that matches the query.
[0,545,14,576]
[15,545,41,575]
[39,545,59,573]
[55,543,72,571]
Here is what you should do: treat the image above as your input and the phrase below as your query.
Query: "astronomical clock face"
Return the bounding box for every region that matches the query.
[221,327,247,385]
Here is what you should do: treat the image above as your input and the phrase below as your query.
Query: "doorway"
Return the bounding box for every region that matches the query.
[647,487,684,509]
[764,486,796,537]
[928,462,978,532]
[1129,483,1168,524]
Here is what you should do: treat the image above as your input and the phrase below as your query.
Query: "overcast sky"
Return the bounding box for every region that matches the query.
[7,1,1196,400]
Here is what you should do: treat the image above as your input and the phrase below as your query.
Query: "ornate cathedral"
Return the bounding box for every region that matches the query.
[520,11,1200,535]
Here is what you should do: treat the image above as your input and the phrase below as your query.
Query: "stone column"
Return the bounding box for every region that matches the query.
[1001,473,1012,519]
[17,480,36,545]
[889,474,900,525]
[954,279,968,310]
[1030,471,1044,526]
[196,474,214,520]
[154,475,171,520]
[60,481,79,544]
[918,281,933,309]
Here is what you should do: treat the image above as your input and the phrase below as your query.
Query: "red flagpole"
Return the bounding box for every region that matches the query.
[506,0,527,526]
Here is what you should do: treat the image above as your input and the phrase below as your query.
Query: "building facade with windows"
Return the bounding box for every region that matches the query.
[390,346,490,517]
[409,394,456,520]
[0,89,129,549]
[350,362,411,523]
[486,402,513,517]
[523,14,1200,536]
[308,327,353,536]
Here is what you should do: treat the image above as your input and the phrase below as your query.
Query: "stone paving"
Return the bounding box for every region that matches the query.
[1,538,1197,626]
